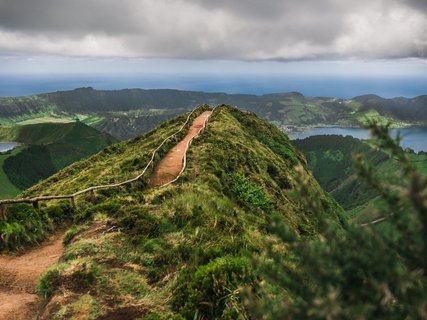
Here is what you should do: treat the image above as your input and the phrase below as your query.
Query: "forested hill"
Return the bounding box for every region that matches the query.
[293,134,427,220]
[0,88,426,139]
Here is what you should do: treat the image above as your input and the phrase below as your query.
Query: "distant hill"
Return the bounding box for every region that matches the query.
[293,135,427,221]
[0,122,117,198]
[0,88,426,139]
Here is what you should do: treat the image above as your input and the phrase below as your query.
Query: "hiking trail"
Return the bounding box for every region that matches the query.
[149,110,212,187]
[0,108,214,319]
[0,233,63,319]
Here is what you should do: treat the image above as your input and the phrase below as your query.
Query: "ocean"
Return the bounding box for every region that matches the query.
[0,74,426,99]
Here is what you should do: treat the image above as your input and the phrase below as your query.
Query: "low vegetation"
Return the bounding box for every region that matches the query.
[0,201,72,251]
[12,106,343,319]
[2,105,423,319]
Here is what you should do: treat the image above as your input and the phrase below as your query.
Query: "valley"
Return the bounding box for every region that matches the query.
[293,134,427,223]
[0,122,117,199]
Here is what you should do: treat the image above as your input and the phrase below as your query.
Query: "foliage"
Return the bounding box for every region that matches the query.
[249,122,427,319]
[0,204,50,251]
[0,201,72,251]
[293,135,389,210]
[231,173,272,211]
[173,256,253,319]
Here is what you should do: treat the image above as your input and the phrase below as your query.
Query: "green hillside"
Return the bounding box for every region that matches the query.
[7,106,344,318]
[2,106,427,318]
[1,88,425,140]
[0,146,24,198]
[293,135,427,221]
[0,122,117,198]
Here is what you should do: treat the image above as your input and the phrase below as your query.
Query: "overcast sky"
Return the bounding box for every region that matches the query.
[0,0,426,95]
[0,0,426,60]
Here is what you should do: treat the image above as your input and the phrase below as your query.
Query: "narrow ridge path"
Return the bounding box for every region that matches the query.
[0,233,64,320]
[0,108,213,319]
[149,111,212,187]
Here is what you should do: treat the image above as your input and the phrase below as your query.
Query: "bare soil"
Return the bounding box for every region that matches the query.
[0,233,64,320]
[149,111,212,187]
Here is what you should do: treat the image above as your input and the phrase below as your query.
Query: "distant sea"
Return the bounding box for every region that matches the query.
[0,74,426,98]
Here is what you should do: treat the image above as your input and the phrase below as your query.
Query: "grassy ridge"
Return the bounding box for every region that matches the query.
[19,106,345,319]
[0,108,209,251]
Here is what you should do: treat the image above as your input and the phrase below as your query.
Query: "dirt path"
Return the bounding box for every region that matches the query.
[0,233,64,320]
[149,111,212,187]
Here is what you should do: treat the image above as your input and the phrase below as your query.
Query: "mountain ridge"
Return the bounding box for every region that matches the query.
[2,105,345,318]
[1,88,426,140]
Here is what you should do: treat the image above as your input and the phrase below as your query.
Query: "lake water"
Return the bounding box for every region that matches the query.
[289,127,427,153]
[0,142,20,153]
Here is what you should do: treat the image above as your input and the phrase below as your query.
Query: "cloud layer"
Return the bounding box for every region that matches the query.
[0,0,426,60]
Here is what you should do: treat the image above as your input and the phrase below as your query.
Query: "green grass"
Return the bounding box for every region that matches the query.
[15,116,75,125]
[0,201,72,251]
[23,106,344,318]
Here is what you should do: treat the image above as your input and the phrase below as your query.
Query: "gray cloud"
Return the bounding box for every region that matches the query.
[0,0,426,60]
[405,0,427,12]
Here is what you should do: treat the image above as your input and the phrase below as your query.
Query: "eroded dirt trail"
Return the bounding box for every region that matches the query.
[0,233,64,320]
[149,111,212,187]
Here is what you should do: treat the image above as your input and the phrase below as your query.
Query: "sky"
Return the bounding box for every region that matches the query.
[0,0,426,97]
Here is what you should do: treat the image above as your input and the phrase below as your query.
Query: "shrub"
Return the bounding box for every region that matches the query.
[0,203,51,251]
[63,224,90,245]
[172,256,253,319]
[42,200,73,223]
[231,173,272,211]
[118,207,170,238]
[37,262,68,298]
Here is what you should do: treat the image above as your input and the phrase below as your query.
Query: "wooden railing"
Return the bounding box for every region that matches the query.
[159,108,215,188]
[0,105,213,219]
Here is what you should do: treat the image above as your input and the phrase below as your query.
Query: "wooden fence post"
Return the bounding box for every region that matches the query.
[70,197,76,208]
[0,204,6,220]
[90,190,96,203]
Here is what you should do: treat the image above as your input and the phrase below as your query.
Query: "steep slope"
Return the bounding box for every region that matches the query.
[0,122,117,198]
[293,135,427,219]
[12,106,345,319]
